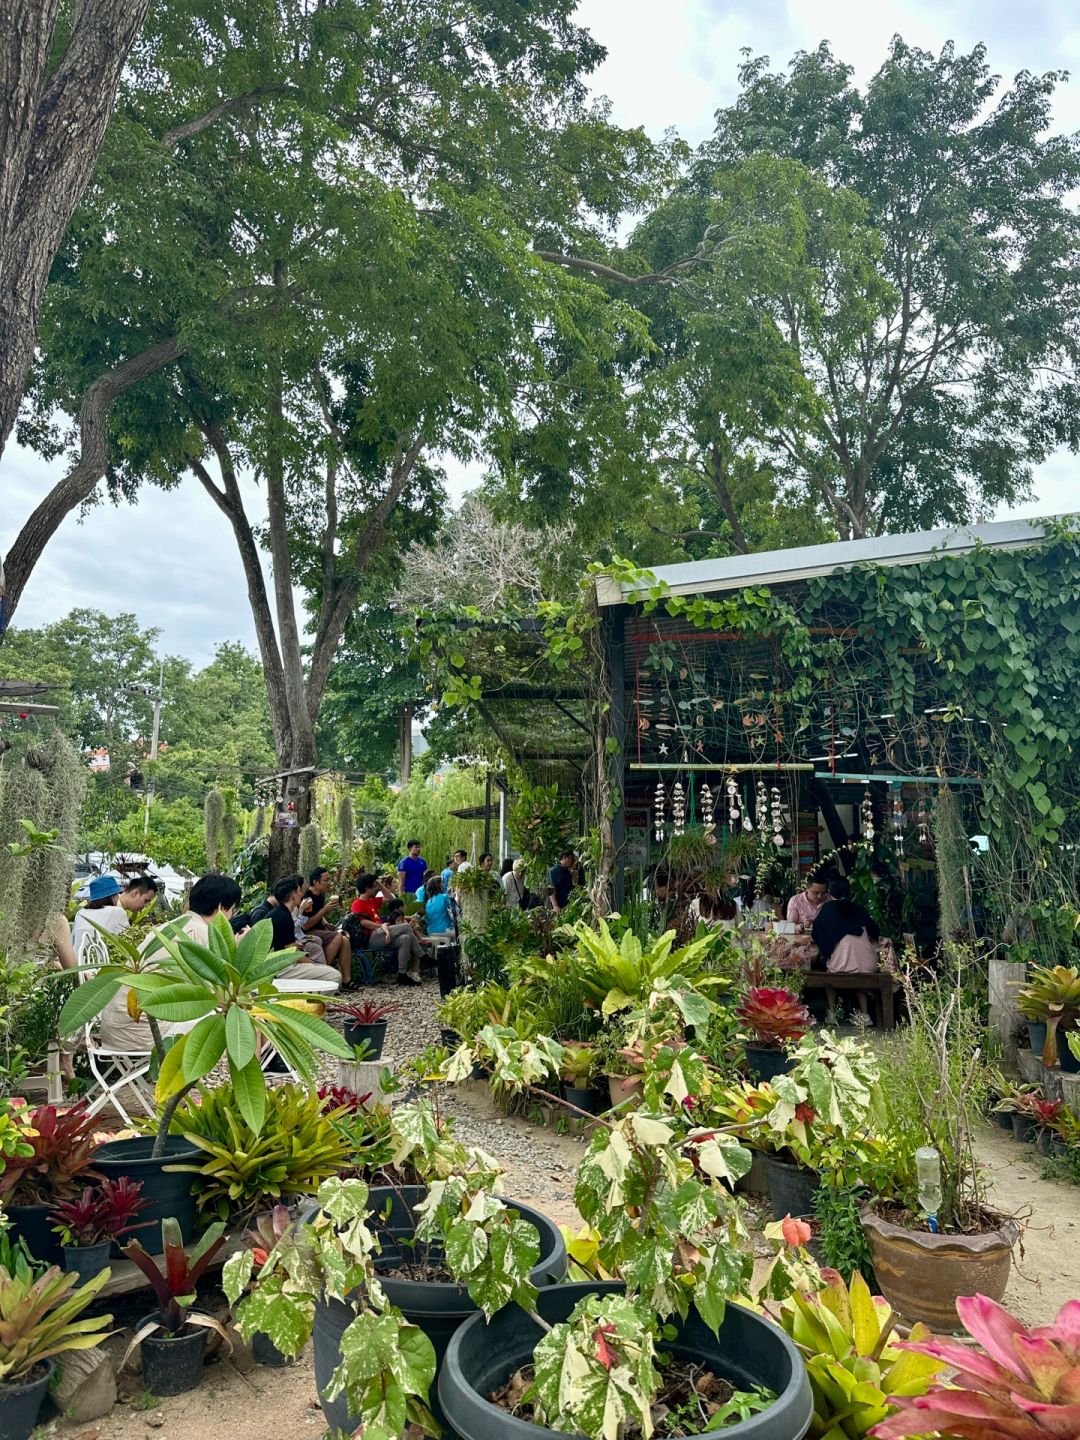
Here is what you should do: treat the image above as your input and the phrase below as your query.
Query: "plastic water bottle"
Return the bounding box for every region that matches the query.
[916,1146,942,1231]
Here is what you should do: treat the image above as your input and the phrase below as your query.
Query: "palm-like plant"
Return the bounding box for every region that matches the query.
[59,914,353,1152]
[0,1263,114,1383]
[568,919,722,1013]
[1015,964,1080,1066]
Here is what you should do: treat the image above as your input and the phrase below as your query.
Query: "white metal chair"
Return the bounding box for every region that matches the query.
[76,931,156,1125]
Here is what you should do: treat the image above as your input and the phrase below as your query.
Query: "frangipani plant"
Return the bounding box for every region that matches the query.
[871,1293,1080,1439]
[59,915,353,1151]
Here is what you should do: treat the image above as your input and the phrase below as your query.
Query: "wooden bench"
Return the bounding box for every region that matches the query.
[801,970,901,1030]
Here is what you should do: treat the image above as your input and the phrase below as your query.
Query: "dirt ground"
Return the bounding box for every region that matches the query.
[41,981,1080,1440]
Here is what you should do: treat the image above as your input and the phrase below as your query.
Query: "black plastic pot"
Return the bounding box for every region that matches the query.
[1026,1021,1048,1056]
[1051,1137,1070,1160]
[0,1360,55,1440]
[63,1239,113,1281]
[252,1330,296,1367]
[311,1187,567,1439]
[5,1203,63,1266]
[995,1110,1013,1131]
[1012,1113,1037,1144]
[744,1045,792,1085]
[137,1317,207,1397]
[764,1155,819,1223]
[562,1084,601,1115]
[343,1018,388,1059]
[1057,1029,1080,1073]
[439,1281,813,1440]
[440,1027,461,1048]
[1036,1128,1053,1156]
[91,1137,199,1254]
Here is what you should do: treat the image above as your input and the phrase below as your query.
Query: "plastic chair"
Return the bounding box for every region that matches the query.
[76,931,156,1125]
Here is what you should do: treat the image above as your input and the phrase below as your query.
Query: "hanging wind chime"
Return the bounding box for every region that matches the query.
[726,777,741,832]
[892,792,906,856]
[770,785,786,848]
[917,795,931,847]
[756,777,769,832]
[699,782,714,827]
[653,777,666,845]
[672,779,686,836]
[861,786,875,842]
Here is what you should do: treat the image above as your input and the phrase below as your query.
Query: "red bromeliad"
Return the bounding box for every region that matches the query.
[50,1176,149,1246]
[870,1294,1080,1439]
[334,1000,400,1024]
[737,987,811,1048]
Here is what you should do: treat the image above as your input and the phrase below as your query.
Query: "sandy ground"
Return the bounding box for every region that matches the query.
[43,980,1080,1439]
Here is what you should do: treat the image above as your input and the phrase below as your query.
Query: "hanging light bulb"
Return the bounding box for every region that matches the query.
[700,782,714,826]
[861,786,875,842]
[672,780,686,835]
[654,778,666,844]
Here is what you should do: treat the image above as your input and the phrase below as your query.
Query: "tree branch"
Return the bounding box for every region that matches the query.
[161,85,300,147]
[705,441,749,554]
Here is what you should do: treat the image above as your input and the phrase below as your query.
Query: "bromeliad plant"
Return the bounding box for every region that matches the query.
[163,1083,351,1221]
[871,1293,1080,1439]
[0,1262,114,1384]
[1016,963,1080,1067]
[567,919,726,1016]
[122,1219,230,1358]
[59,914,353,1154]
[50,1177,149,1248]
[737,986,811,1050]
[0,1101,101,1205]
[779,1269,944,1439]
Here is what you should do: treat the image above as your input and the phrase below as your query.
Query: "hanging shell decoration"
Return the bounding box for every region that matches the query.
[917,795,930,845]
[700,782,714,827]
[653,778,666,844]
[770,785,786,848]
[861,786,875,842]
[672,780,686,836]
[726,777,741,831]
[756,777,769,831]
[892,793,905,855]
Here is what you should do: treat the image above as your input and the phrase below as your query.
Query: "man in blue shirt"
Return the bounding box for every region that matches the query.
[397,839,428,896]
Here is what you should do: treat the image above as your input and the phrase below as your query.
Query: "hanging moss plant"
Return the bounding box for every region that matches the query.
[338,794,355,869]
[298,822,321,878]
[933,785,970,942]
[204,788,225,872]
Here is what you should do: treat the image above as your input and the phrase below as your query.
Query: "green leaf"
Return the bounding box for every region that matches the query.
[181,1012,228,1083]
[258,1001,354,1058]
[141,983,218,1023]
[57,971,122,1035]
[225,1006,258,1070]
[234,919,273,979]
[231,1052,267,1135]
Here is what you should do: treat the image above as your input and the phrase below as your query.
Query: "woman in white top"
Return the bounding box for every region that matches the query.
[501,858,528,910]
[71,874,158,955]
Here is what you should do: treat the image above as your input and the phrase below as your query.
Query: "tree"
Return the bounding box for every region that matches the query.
[0,0,152,464]
[693,39,1080,538]
[23,0,660,876]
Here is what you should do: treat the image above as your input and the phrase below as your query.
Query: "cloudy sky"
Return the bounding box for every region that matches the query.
[3,0,1080,665]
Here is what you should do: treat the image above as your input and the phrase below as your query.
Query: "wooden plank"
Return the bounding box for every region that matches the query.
[98,1235,247,1299]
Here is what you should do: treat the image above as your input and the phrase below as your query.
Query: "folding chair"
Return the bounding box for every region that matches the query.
[76,931,156,1125]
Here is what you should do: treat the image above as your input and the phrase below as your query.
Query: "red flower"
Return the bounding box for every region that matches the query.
[795,1102,816,1125]
[593,1323,618,1371]
[781,1215,812,1249]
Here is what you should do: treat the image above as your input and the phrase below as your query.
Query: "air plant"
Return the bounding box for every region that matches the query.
[871,1293,1080,1439]
[121,1218,230,1359]
[50,1177,149,1247]
[737,987,811,1049]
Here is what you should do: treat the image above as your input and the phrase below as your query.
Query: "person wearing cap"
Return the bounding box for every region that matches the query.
[71,873,159,954]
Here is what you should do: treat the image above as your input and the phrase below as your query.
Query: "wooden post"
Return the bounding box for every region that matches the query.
[988,954,1026,1065]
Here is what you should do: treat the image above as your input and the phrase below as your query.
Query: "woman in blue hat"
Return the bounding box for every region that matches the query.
[71,874,156,955]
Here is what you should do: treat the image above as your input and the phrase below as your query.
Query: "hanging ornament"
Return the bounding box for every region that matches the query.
[672,780,686,836]
[726,777,741,832]
[860,786,875,842]
[917,795,930,846]
[892,793,905,855]
[756,778,769,831]
[699,782,714,827]
[653,778,666,844]
[770,785,786,848]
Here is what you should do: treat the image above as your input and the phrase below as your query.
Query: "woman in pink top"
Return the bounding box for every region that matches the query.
[786,878,828,931]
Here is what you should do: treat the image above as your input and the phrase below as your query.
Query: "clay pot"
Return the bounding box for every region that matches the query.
[861,1207,1019,1332]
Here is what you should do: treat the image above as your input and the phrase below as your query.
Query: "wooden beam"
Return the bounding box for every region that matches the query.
[0,700,60,717]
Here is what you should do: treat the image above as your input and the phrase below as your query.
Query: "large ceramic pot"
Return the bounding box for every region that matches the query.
[311,1187,567,1439]
[91,1137,200,1254]
[439,1281,813,1440]
[861,1207,1020,1332]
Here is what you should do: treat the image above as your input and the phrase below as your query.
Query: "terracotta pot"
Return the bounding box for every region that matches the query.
[861,1206,1019,1332]
[606,1074,643,1108]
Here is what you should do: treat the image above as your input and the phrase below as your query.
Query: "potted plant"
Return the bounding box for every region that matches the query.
[558,1041,599,1113]
[777,1269,944,1438]
[164,1082,350,1224]
[59,914,353,1252]
[862,953,1021,1332]
[1015,963,1080,1069]
[736,986,811,1083]
[237,1207,299,1367]
[0,1257,115,1440]
[334,999,399,1060]
[870,1292,1080,1438]
[121,1218,230,1396]
[49,1176,149,1280]
[0,1102,101,1265]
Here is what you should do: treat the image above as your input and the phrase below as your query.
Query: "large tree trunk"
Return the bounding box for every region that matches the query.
[0,0,151,459]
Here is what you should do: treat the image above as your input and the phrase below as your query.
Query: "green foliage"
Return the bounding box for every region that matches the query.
[203,788,225,873]
[810,1184,876,1285]
[567,919,724,1020]
[164,1084,350,1222]
[58,914,352,1152]
[778,1270,943,1439]
[413,1178,541,1319]
[0,731,86,953]
[386,771,485,874]
[508,780,577,887]
[0,1262,114,1384]
[298,823,321,880]
[533,1292,660,1440]
[0,1102,100,1206]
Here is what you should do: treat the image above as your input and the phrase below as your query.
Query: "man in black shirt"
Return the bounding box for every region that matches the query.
[548,849,577,915]
[249,874,340,988]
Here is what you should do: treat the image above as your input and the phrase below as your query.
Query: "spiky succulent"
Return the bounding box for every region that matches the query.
[871,1294,1080,1439]
[737,986,811,1048]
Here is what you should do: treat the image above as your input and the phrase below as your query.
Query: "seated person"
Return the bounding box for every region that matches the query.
[811,876,880,976]
[350,873,426,985]
[424,875,458,940]
[688,891,738,930]
[786,877,829,932]
[301,866,351,984]
[250,874,341,988]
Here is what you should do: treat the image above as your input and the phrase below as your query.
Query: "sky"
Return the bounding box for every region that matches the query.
[3,0,1080,665]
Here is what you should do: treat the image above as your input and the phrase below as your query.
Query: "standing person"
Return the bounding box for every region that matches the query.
[441,850,467,888]
[396,840,428,897]
[351,873,426,985]
[811,876,880,976]
[548,849,577,916]
[478,852,494,872]
[502,858,527,910]
[301,866,352,983]
[786,877,829,932]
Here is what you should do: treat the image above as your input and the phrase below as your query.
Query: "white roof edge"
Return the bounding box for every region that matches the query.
[595,516,1075,607]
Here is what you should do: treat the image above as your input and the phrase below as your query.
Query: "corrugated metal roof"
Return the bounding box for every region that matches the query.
[594,516,1074,607]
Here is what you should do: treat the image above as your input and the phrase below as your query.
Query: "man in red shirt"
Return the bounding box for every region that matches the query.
[350,873,425,984]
